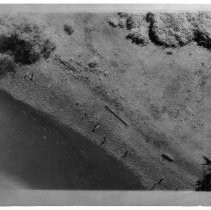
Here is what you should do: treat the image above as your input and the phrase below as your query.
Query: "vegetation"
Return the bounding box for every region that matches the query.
[109,12,211,50]
[64,24,74,35]
[0,14,56,65]
[146,12,195,47]
[196,156,211,191]
[0,54,16,76]
[126,28,149,46]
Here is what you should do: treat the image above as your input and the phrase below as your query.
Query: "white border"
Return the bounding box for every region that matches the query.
[0,0,210,5]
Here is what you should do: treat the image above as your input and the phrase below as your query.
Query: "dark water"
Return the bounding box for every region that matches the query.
[0,89,145,190]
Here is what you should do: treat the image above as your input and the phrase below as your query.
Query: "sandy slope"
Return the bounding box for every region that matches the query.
[1,11,211,190]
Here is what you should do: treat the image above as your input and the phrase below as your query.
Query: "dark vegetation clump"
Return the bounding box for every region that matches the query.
[194,30,211,49]
[166,50,173,55]
[108,15,127,29]
[108,16,120,28]
[88,56,99,70]
[196,156,211,191]
[117,12,128,18]
[146,12,211,49]
[0,54,16,76]
[108,20,117,28]
[109,13,146,30]
[109,11,211,51]
[63,24,74,35]
[126,30,149,46]
[0,14,56,65]
[126,15,143,30]
[108,13,149,46]
[192,12,211,50]
[146,12,195,47]
[88,62,98,68]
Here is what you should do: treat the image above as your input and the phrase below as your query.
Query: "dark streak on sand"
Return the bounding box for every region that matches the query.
[105,105,128,127]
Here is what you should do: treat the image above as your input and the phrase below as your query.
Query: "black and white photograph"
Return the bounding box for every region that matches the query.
[0,3,211,206]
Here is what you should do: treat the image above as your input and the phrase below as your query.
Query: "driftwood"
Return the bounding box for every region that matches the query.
[54,55,78,72]
[162,153,175,162]
[104,105,128,127]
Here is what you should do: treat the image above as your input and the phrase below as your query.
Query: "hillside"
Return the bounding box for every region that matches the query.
[1,10,211,190]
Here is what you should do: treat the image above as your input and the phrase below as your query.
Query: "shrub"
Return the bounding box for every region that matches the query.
[126,15,143,30]
[126,27,149,46]
[196,156,211,191]
[109,13,146,31]
[63,24,74,35]
[192,12,211,50]
[146,12,195,47]
[0,14,56,65]
[109,13,149,47]
[0,54,16,76]
[146,12,211,49]
[109,12,211,50]
[108,16,121,28]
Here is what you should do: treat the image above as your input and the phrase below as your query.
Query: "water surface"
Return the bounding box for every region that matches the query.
[0,89,144,189]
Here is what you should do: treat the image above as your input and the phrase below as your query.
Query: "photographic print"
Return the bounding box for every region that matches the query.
[0,4,211,205]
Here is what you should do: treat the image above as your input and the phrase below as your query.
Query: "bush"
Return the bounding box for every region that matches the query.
[0,54,16,76]
[146,12,211,49]
[63,24,74,35]
[109,12,211,50]
[126,15,143,30]
[126,27,149,46]
[146,12,195,47]
[108,16,121,28]
[109,13,149,47]
[0,14,56,65]
[196,156,211,191]
[192,12,211,50]
[109,13,146,31]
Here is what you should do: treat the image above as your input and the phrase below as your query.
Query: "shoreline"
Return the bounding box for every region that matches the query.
[0,88,145,189]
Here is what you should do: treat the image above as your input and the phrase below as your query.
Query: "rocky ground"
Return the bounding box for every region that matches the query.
[1,11,211,190]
